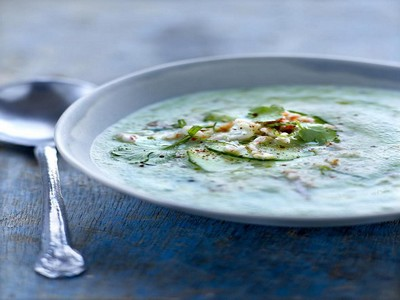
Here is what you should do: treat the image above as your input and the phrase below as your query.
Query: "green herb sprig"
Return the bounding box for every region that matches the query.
[163,125,204,150]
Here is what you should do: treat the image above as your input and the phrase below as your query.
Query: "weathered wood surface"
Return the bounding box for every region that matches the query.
[1,1,400,299]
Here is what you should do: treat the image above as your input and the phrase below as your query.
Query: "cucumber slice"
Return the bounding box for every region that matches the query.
[110,136,175,165]
[205,141,314,161]
[187,148,260,172]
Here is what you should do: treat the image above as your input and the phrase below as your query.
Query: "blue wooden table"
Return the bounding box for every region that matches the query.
[1,1,400,299]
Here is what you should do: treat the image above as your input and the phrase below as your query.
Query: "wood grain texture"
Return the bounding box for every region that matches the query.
[1,1,400,299]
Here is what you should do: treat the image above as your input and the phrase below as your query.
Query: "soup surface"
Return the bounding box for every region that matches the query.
[91,86,400,219]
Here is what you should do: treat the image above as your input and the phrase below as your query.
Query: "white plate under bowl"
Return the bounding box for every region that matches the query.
[55,55,400,227]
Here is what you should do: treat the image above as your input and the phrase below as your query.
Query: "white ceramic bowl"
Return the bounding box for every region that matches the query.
[55,55,400,227]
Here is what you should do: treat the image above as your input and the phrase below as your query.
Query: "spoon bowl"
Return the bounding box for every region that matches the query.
[0,77,95,278]
[0,78,94,147]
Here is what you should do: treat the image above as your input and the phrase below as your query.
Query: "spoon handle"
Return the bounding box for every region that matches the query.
[34,145,85,278]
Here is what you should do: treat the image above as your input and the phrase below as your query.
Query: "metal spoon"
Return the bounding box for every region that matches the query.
[0,78,95,278]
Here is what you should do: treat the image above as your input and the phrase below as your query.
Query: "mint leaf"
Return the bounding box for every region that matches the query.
[248,105,285,121]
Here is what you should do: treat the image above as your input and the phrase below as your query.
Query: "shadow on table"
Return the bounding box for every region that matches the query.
[66,178,400,299]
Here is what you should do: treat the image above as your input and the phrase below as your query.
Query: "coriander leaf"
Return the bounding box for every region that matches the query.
[247,105,285,121]
[297,123,338,145]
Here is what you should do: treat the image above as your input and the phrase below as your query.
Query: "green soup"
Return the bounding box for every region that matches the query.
[91,86,400,218]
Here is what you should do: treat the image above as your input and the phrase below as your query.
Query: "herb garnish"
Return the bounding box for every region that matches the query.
[113,104,340,170]
[297,123,339,145]
[247,105,285,121]
[173,119,187,128]
[203,112,234,122]
[163,125,204,150]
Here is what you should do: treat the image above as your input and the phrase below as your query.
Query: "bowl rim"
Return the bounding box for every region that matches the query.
[55,54,400,227]
[93,53,400,93]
